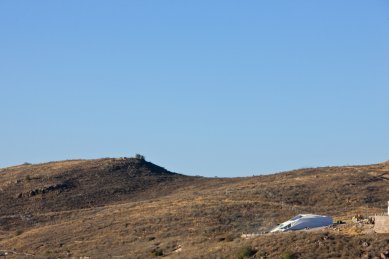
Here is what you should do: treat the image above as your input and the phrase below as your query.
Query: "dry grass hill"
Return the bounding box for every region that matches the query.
[0,157,388,258]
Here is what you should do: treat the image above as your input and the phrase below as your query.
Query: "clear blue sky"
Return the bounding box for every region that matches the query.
[1,1,388,177]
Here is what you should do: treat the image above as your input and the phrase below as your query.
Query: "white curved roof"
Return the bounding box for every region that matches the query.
[270,214,332,233]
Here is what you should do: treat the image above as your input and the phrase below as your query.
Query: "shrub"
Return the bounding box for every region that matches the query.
[226,234,235,242]
[135,154,145,160]
[282,251,296,259]
[15,229,23,236]
[25,175,31,181]
[236,246,256,259]
[151,247,163,257]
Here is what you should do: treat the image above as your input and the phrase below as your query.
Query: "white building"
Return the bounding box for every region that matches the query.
[270,214,333,233]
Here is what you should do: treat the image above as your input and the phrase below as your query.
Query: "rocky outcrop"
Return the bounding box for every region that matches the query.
[24,180,75,197]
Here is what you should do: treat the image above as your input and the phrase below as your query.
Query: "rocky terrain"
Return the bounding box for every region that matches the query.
[0,157,388,258]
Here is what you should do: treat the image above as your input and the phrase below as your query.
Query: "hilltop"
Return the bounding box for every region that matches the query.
[0,158,195,216]
[0,158,388,258]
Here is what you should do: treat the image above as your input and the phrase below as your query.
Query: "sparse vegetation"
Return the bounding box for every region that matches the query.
[0,158,388,258]
[226,234,235,242]
[151,247,163,256]
[43,250,52,256]
[236,246,256,259]
[282,251,295,259]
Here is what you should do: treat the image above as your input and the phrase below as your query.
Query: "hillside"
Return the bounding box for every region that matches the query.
[0,158,388,258]
[0,158,195,215]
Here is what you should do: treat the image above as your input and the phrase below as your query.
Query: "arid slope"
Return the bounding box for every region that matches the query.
[0,158,388,258]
